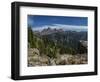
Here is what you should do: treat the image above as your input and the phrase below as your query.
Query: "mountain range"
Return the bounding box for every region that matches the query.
[32,24,87,32]
[28,26,87,57]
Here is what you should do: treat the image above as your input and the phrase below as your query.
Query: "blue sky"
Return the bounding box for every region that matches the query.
[28,15,88,31]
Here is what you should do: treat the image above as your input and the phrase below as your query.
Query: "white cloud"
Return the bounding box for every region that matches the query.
[32,24,87,32]
[28,18,34,26]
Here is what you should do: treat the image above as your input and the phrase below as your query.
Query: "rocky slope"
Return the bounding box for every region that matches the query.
[28,48,87,67]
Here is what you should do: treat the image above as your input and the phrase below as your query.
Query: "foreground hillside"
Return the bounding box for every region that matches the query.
[28,48,87,66]
[28,27,88,66]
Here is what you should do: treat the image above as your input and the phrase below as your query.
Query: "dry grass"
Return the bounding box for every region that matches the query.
[28,48,88,67]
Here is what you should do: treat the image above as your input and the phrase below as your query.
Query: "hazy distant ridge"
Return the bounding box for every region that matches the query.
[32,24,87,32]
